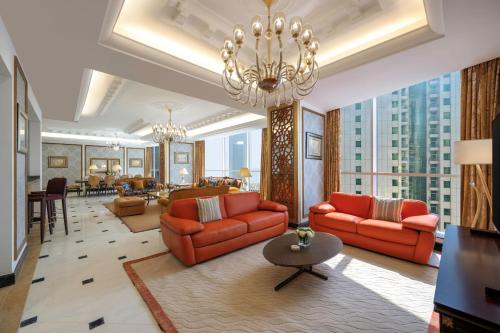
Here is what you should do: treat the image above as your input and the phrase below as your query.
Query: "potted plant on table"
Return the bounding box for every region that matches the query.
[296,227,315,247]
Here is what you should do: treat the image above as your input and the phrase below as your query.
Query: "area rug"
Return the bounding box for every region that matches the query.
[104,201,161,233]
[124,241,438,333]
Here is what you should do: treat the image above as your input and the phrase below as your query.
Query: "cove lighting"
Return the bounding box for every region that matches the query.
[81,70,116,116]
[132,124,153,137]
[42,132,147,144]
[187,113,265,137]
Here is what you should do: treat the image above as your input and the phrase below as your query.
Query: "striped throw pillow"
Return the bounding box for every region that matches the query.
[372,197,404,222]
[196,197,222,223]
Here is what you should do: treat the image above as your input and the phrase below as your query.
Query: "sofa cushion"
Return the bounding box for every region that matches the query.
[224,192,260,217]
[191,219,247,248]
[330,192,372,218]
[196,197,222,223]
[372,197,404,222]
[315,212,363,233]
[357,219,419,246]
[170,196,227,221]
[233,211,284,232]
[401,200,429,219]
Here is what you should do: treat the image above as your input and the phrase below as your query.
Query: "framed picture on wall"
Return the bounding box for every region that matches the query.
[108,159,121,171]
[17,103,28,154]
[129,158,143,168]
[48,156,68,168]
[305,132,323,160]
[90,158,108,173]
[174,152,189,164]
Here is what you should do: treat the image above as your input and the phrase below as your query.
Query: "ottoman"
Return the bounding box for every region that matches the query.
[114,196,146,217]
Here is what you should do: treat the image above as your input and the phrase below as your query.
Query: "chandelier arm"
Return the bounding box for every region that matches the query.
[223,69,245,92]
[254,39,263,83]
[233,48,250,84]
[287,39,303,82]
[275,38,284,84]
[295,62,319,89]
[295,60,317,85]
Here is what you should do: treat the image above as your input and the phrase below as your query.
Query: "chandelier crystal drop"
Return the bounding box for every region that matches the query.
[107,137,123,151]
[221,0,319,107]
[152,108,187,143]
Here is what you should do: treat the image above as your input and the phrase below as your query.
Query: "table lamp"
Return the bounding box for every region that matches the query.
[239,167,252,191]
[453,139,492,228]
[112,164,122,177]
[89,164,98,175]
[179,168,189,184]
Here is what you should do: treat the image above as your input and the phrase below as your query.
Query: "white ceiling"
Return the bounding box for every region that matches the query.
[0,0,499,141]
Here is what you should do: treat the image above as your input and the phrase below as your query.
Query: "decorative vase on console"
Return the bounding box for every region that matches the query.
[296,227,315,247]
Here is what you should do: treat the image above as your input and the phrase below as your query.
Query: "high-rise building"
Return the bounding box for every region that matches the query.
[340,72,460,231]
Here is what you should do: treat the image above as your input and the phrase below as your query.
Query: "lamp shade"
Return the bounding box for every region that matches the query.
[453,139,492,165]
[89,164,98,170]
[240,167,252,177]
[112,164,122,172]
[179,168,189,176]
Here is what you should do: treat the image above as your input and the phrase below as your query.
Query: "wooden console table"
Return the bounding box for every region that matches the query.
[434,225,500,332]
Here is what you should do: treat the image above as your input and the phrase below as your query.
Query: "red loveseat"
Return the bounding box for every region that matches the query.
[160,192,288,266]
[309,192,439,264]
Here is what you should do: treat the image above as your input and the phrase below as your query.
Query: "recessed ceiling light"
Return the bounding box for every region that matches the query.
[186,113,265,137]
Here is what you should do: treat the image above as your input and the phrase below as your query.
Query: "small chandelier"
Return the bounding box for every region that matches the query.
[221,0,319,107]
[152,108,187,143]
[107,137,122,151]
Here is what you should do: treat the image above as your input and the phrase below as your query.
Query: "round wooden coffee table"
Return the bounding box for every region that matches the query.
[263,232,343,291]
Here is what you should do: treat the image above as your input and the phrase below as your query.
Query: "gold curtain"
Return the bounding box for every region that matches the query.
[460,57,500,230]
[194,140,205,183]
[144,147,153,177]
[325,109,341,199]
[260,128,270,199]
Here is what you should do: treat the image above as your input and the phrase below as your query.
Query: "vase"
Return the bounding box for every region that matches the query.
[298,236,312,247]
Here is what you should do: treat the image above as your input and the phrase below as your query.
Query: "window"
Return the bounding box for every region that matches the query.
[341,71,461,232]
[444,208,451,216]
[355,115,361,122]
[355,103,362,110]
[356,141,361,148]
[205,130,262,191]
[151,145,160,180]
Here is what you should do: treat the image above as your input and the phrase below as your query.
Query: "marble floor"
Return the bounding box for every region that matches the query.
[18,195,166,333]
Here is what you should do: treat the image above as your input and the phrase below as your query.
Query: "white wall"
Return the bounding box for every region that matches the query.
[29,116,41,176]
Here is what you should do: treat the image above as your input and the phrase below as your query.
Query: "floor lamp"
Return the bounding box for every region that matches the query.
[453,139,492,228]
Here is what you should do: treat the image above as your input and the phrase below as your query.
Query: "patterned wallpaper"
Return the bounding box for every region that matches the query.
[42,143,82,187]
[85,145,124,176]
[169,142,193,184]
[127,148,145,176]
[303,109,325,219]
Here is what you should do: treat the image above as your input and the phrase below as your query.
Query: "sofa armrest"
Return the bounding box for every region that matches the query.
[402,214,439,232]
[258,200,288,212]
[160,214,204,235]
[309,202,336,214]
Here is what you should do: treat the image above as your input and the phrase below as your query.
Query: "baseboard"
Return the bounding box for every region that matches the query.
[0,245,28,288]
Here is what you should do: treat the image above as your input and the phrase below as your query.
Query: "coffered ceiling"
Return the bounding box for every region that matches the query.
[0,0,499,143]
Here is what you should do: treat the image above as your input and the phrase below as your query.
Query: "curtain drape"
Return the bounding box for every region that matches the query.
[325,109,341,199]
[260,128,270,200]
[144,147,153,178]
[194,140,205,183]
[460,57,500,230]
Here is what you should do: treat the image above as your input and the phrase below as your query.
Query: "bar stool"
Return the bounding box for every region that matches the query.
[28,192,52,243]
[45,178,69,235]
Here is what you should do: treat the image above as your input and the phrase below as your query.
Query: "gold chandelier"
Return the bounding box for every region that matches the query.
[221,0,319,107]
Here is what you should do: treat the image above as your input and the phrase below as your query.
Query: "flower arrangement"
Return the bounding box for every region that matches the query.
[296,227,315,247]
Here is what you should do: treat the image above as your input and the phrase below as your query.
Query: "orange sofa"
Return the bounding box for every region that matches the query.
[309,192,439,264]
[160,192,288,266]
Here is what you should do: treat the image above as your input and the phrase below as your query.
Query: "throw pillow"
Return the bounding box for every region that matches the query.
[372,197,404,222]
[208,178,217,187]
[133,180,144,190]
[146,179,156,190]
[196,196,222,223]
[232,179,242,188]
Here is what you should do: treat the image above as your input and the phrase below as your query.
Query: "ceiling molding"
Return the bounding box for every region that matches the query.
[185,109,244,130]
[74,68,92,122]
[96,76,126,117]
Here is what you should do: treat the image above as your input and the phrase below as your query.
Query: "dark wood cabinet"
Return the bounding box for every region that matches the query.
[434,225,500,332]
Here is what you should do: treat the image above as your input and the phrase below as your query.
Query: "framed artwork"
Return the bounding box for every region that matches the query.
[129,158,143,168]
[108,159,121,171]
[305,132,323,160]
[90,158,109,173]
[17,103,28,154]
[48,156,68,168]
[174,152,189,164]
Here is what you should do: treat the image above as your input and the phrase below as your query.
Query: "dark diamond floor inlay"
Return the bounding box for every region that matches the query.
[141,241,149,244]
[102,230,108,232]
[108,240,116,244]
[82,278,94,285]
[32,277,45,284]
[78,255,88,259]
[20,316,37,327]
[97,221,103,224]
[38,254,49,259]
[76,240,84,243]
[74,229,81,232]
[118,256,127,260]
[43,239,52,243]
[88,317,104,330]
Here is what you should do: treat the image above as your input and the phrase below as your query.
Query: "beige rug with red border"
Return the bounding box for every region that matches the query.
[104,201,161,233]
[124,240,439,333]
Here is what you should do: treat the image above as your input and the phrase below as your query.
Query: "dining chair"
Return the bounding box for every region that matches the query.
[87,175,101,196]
[103,175,115,195]
[45,177,69,235]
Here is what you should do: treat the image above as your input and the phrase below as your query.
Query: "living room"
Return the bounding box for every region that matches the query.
[0,0,499,332]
